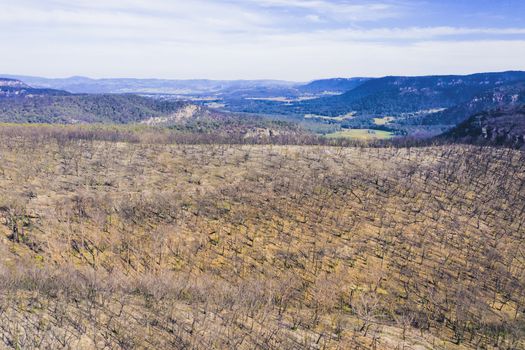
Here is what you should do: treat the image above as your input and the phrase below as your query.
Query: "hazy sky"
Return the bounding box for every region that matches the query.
[2,0,525,81]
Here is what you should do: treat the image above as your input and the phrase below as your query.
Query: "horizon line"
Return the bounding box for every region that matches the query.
[1,69,525,83]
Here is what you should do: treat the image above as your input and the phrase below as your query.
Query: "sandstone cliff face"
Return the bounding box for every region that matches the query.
[0,78,29,88]
[0,78,31,98]
[141,104,203,126]
[442,105,525,148]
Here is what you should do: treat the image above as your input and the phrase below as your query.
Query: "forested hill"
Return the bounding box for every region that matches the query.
[0,77,202,124]
[440,105,525,148]
[297,77,370,94]
[0,92,190,124]
[418,80,525,126]
[297,71,525,116]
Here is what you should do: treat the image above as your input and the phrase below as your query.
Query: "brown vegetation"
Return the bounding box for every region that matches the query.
[0,125,524,349]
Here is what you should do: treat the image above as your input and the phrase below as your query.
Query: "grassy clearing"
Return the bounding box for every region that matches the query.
[304,112,355,122]
[325,128,394,140]
[373,117,395,125]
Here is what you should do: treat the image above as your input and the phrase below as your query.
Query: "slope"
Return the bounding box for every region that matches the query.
[299,71,525,116]
[440,105,525,147]
[0,93,189,124]
[419,81,525,127]
[0,129,523,349]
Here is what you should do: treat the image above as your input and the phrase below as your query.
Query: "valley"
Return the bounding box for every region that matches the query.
[4,71,524,143]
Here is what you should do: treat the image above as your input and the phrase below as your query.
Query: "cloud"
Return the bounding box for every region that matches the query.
[305,14,323,23]
[3,2,523,44]
[247,0,401,21]
[1,0,524,79]
[3,35,524,81]
[261,26,525,44]
[0,1,269,29]
[0,0,403,35]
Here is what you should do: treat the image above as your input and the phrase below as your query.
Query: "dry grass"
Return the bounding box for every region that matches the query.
[0,127,523,349]
[325,129,394,140]
[373,117,395,125]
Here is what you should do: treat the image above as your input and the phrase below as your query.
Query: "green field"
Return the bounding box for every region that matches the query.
[325,128,394,140]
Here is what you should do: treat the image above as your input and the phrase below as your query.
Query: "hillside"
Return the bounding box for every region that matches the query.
[0,79,305,140]
[297,78,370,94]
[0,126,523,349]
[4,75,375,106]
[0,93,191,124]
[441,105,525,147]
[0,78,69,98]
[418,81,525,127]
[223,72,525,126]
[298,71,525,116]
[0,78,29,88]
[0,78,193,124]
[2,75,299,96]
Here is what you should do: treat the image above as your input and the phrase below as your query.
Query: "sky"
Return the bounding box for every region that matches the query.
[2,0,525,81]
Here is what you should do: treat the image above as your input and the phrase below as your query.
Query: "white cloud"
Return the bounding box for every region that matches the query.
[3,36,524,81]
[261,27,525,43]
[249,0,400,21]
[305,14,323,23]
[0,0,524,79]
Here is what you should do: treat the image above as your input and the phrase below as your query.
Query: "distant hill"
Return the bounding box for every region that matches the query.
[440,105,525,148]
[298,71,525,116]
[0,91,192,124]
[0,78,29,88]
[222,71,525,121]
[2,75,375,102]
[0,77,219,124]
[0,77,70,98]
[297,78,370,94]
[419,80,525,126]
[1,75,299,95]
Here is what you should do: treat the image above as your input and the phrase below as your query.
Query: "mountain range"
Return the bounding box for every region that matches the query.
[1,74,365,98]
[301,71,525,116]
[228,71,525,115]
